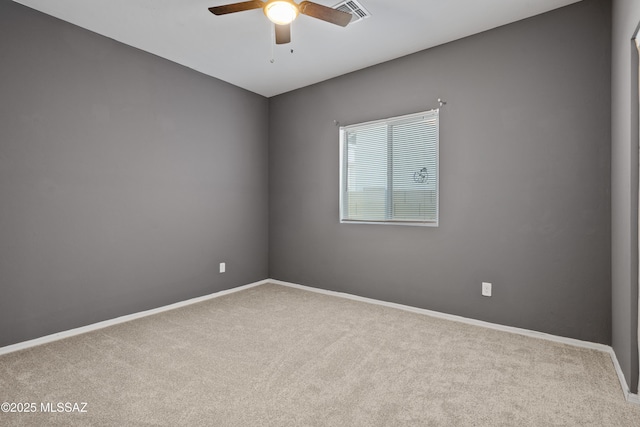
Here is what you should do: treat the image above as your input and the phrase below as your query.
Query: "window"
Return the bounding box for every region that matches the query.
[340,109,439,226]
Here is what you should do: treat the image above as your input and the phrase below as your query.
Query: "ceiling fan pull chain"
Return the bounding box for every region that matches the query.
[270,22,275,63]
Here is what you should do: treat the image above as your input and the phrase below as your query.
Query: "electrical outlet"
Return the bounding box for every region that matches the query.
[219,262,226,273]
[482,282,492,297]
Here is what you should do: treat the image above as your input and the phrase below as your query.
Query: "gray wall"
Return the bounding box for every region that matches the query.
[269,0,612,344]
[0,1,269,347]
[612,0,640,394]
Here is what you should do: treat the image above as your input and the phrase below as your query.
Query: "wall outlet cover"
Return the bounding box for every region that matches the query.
[482,282,492,297]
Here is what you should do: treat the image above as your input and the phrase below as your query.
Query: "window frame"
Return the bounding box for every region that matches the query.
[339,109,440,227]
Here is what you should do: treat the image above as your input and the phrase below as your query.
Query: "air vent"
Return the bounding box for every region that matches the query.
[332,0,370,24]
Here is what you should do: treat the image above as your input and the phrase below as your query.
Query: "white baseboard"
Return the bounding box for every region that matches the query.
[628,392,640,405]
[269,279,640,405]
[0,279,270,357]
[604,342,640,404]
[269,279,609,350]
[2,277,639,405]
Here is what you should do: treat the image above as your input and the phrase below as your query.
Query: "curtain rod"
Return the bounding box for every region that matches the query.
[333,98,446,127]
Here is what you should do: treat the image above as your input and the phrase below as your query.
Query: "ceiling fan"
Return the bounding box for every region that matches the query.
[208,0,352,45]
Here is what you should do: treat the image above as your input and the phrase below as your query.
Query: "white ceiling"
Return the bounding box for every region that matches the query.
[13,0,582,97]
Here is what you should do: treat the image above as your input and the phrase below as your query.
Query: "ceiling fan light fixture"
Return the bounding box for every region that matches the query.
[264,0,299,25]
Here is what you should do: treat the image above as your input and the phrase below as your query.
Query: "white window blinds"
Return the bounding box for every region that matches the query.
[340,109,439,225]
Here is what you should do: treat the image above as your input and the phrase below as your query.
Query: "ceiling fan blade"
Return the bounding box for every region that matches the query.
[298,1,352,27]
[208,1,264,15]
[275,23,291,44]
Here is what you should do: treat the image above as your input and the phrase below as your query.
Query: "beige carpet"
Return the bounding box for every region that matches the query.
[1,283,640,426]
